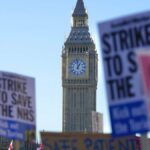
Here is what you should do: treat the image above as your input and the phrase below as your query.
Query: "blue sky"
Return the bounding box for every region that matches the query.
[0,0,150,141]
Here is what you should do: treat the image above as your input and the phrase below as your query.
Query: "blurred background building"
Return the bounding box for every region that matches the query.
[92,111,103,133]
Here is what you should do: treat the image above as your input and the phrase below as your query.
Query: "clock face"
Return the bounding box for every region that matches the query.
[69,59,86,76]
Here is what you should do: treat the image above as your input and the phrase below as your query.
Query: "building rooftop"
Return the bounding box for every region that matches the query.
[72,0,88,17]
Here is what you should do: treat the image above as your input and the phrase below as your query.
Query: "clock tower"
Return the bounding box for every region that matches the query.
[62,0,98,132]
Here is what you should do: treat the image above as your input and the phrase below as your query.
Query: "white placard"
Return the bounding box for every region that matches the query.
[0,71,36,141]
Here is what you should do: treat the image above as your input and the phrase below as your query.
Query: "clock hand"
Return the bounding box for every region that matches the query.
[77,63,80,69]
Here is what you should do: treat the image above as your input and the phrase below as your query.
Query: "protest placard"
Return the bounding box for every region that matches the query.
[98,11,150,136]
[0,71,36,141]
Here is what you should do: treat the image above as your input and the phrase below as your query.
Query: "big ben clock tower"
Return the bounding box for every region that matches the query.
[62,0,98,132]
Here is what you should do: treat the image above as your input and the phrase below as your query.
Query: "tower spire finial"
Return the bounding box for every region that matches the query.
[72,0,88,17]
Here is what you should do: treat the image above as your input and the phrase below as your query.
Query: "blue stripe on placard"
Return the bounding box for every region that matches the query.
[0,119,35,141]
[109,101,149,137]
